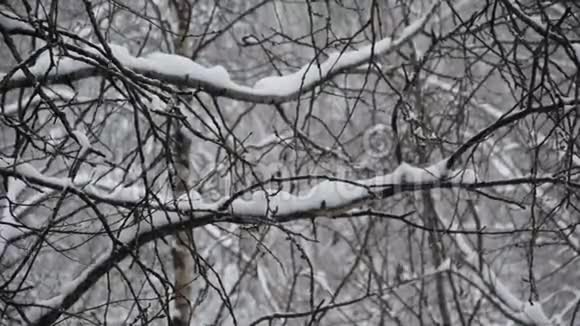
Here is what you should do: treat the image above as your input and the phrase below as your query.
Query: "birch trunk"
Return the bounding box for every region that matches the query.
[170,1,195,325]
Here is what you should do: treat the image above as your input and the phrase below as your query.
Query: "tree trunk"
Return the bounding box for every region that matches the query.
[170,1,195,325]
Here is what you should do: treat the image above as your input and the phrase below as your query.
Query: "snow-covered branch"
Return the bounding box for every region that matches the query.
[437,209,552,324]
[0,154,480,222]
[0,153,465,324]
[2,154,572,227]
[29,214,215,325]
[0,2,440,104]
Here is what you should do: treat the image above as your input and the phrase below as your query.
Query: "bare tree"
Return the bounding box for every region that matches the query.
[1,0,580,325]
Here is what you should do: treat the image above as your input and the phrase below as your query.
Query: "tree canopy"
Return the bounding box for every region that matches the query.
[1,0,580,325]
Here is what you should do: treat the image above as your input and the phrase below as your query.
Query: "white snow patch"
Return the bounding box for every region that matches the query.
[6,177,26,202]
[100,184,145,202]
[175,189,203,210]
[229,159,451,217]
[253,37,401,96]
[449,169,477,183]
[72,128,91,155]
[143,51,232,86]
[519,302,551,325]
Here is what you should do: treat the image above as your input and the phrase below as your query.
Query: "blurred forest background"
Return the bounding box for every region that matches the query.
[1,0,580,325]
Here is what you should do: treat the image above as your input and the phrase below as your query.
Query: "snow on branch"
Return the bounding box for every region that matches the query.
[227,160,458,218]
[14,156,558,325]
[0,153,478,244]
[26,159,457,325]
[1,148,534,326]
[0,1,440,104]
[0,153,479,229]
[438,213,552,324]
